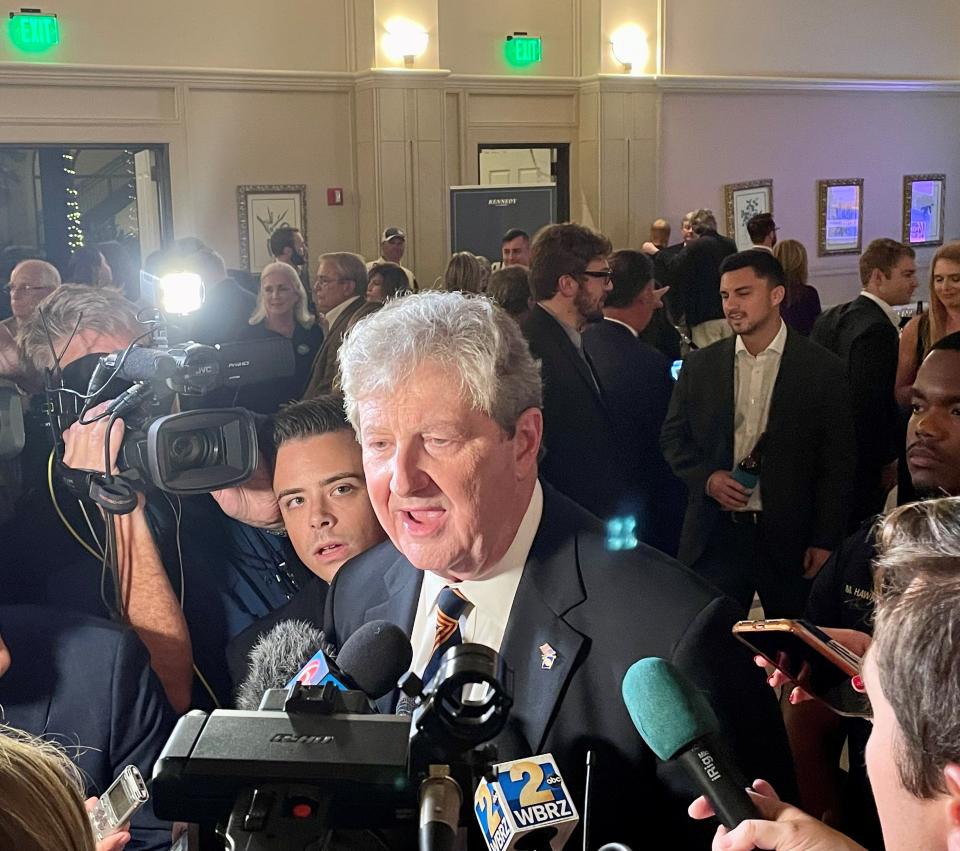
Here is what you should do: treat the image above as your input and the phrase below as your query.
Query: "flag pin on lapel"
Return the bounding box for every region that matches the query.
[539,642,557,670]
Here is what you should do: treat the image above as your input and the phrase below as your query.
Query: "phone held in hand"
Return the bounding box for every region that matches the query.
[88,764,149,842]
[733,618,872,718]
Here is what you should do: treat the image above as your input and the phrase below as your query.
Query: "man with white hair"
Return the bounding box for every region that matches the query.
[324,291,795,848]
[0,259,60,384]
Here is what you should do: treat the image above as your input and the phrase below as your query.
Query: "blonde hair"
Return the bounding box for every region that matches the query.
[442,252,484,294]
[249,261,314,328]
[925,241,960,351]
[0,725,96,851]
[773,240,808,308]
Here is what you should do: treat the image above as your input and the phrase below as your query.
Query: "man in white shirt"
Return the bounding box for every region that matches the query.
[811,238,918,526]
[323,289,797,848]
[662,250,857,617]
[366,227,417,292]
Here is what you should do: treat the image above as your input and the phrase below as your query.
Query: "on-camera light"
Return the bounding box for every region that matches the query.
[157,272,204,315]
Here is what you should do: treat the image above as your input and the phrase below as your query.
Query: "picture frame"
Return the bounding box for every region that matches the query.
[903,174,945,247]
[237,184,307,272]
[724,179,774,250]
[817,178,863,256]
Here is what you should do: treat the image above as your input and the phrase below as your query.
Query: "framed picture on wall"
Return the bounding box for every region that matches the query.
[903,174,945,247]
[724,179,774,250]
[817,178,863,256]
[237,184,307,272]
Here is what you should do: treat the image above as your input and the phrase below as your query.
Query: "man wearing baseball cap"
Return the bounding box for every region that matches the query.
[366,226,417,291]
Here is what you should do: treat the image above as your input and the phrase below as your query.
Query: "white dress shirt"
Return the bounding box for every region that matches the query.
[733,320,787,511]
[409,481,544,679]
[322,294,359,330]
[858,290,901,329]
[603,316,639,338]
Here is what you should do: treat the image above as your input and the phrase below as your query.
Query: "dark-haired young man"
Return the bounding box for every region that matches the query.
[225,396,386,682]
[520,223,632,518]
[583,250,685,555]
[269,226,307,269]
[811,238,918,527]
[662,249,856,616]
[499,228,531,268]
[746,213,778,251]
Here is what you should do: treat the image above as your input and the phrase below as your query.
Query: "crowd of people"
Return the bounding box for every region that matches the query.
[0,208,959,851]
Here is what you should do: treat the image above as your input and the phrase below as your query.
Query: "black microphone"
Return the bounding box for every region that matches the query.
[621,657,759,829]
[235,619,325,710]
[103,346,179,384]
[335,619,413,699]
[419,768,462,851]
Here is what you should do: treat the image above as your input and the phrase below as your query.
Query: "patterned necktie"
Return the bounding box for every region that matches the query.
[422,585,473,686]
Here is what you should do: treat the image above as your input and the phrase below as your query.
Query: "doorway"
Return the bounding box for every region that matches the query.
[477,143,570,222]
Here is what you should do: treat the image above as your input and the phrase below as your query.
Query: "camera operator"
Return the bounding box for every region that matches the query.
[689,496,960,851]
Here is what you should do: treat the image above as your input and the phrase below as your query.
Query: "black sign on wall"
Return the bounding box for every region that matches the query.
[449,184,557,261]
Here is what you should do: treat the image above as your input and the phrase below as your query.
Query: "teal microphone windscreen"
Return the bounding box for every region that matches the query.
[621,657,720,761]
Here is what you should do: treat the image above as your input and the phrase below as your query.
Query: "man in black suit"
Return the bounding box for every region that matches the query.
[327,290,796,848]
[811,238,918,527]
[662,250,856,617]
[303,252,381,398]
[583,249,686,556]
[519,223,631,518]
[0,605,176,850]
[649,208,738,350]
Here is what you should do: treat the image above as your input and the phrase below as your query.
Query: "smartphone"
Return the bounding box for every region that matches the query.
[88,765,149,842]
[732,618,871,718]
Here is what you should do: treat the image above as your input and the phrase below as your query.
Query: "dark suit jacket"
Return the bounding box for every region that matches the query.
[811,295,900,519]
[302,297,381,398]
[520,305,630,518]
[0,606,176,851]
[324,485,796,849]
[582,318,687,555]
[663,229,738,327]
[661,328,856,572]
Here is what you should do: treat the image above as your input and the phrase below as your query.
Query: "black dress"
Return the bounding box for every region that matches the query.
[236,320,324,414]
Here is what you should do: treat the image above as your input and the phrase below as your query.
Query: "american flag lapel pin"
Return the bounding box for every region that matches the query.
[539,642,557,670]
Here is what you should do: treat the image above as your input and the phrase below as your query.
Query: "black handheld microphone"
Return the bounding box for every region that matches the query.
[621,657,760,829]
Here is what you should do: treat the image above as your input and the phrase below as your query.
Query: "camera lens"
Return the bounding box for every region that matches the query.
[167,428,221,473]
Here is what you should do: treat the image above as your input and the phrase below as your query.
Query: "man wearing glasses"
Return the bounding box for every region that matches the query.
[0,259,60,386]
[302,252,380,398]
[520,223,633,518]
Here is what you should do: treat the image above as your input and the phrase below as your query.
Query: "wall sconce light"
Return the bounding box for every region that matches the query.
[610,24,649,74]
[383,18,429,67]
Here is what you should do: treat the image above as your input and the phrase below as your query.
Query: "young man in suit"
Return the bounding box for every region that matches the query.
[811,238,918,527]
[582,249,685,555]
[519,223,632,519]
[325,291,796,849]
[661,250,856,617]
[302,252,380,398]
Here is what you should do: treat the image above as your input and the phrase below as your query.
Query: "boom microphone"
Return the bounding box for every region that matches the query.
[621,657,759,829]
[235,619,325,710]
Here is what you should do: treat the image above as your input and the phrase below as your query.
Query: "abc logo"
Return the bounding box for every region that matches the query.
[546,774,562,786]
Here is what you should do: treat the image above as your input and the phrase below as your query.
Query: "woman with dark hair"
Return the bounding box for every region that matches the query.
[896,240,960,405]
[366,261,410,303]
[774,239,821,335]
[237,261,323,413]
[66,247,113,287]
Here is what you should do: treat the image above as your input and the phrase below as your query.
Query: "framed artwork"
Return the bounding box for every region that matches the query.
[903,174,945,247]
[237,184,307,272]
[724,179,773,250]
[817,178,863,256]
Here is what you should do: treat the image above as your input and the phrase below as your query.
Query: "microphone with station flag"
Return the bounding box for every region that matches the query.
[235,619,325,711]
[474,754,579,851]
[621,657,759,829]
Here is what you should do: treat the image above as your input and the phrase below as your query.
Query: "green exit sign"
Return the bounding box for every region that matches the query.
[505,34,541,68]
[8,11,59,53]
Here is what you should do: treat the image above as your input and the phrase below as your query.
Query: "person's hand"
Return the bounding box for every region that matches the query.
[62,401,124,475]
[640,241,661,255]
[802,547,831,579]
[706,470,750,510]
[84,798,131,851]
[754,627,872,702]
[211,451,282,529]
[688,779,867,850]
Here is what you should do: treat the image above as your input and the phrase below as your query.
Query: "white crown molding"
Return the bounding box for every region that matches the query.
[652,74,960,94]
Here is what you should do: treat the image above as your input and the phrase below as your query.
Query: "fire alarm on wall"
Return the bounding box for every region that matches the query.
[327,188,344,206]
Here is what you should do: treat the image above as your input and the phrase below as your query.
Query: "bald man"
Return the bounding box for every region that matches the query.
[0,259,60,384]
[649,218,672,250]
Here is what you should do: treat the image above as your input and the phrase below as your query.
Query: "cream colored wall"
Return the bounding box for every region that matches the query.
[665,0,960,79]
[658,89,960,305]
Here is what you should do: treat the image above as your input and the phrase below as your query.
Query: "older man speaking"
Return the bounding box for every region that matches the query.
[325,292,794,847]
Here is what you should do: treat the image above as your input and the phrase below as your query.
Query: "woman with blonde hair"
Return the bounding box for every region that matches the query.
[773,239,821,335]
[896,241,960,405]
[239,260,324,413]
[0,724,130,851]
[442,251,484,294]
